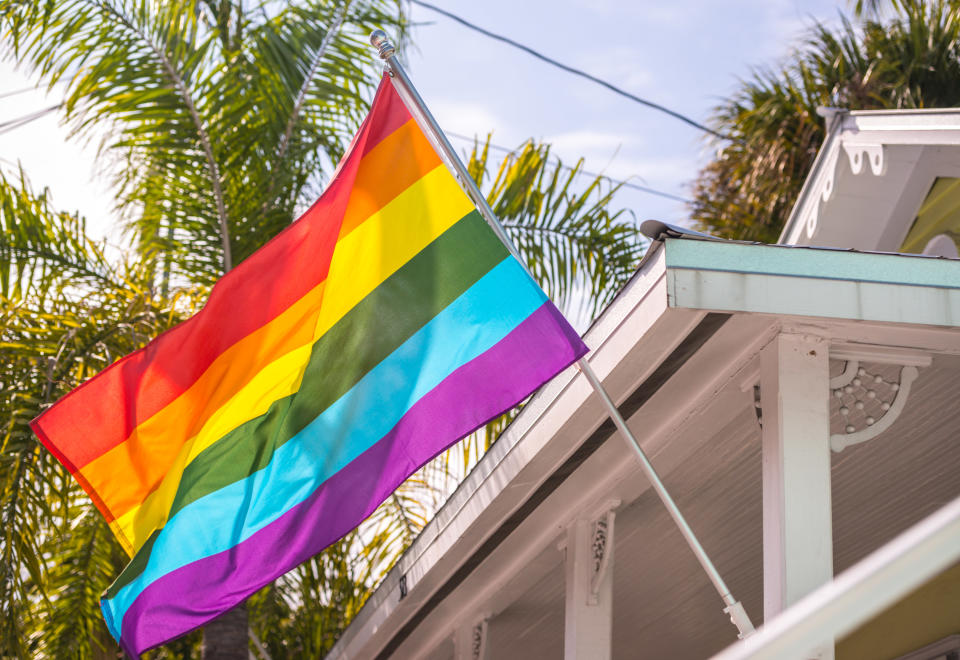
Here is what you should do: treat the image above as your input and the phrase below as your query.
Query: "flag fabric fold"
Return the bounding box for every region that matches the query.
[30,75,587,656]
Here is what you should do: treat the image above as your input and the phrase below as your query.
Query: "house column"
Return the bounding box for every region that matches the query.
[760,333,833,659]
[564,505,616,660]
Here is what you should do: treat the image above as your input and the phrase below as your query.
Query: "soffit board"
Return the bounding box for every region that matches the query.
[664,238,960,328]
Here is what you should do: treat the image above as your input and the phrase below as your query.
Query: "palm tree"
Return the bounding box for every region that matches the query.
[691,0,960,243]
[0,2,643,657]
[1,0,409,284]
[0,168,182,658]
[2,0,407,655]
[0,138,639,660]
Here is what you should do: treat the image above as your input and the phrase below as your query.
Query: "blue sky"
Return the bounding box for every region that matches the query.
[0,0,845,243]
[404,0,843,228]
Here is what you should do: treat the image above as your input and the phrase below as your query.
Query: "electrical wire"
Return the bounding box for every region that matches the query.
[447,131,692,204]
[0,86,40,101]
[0,104,62,136]
[0,93,694,205]
[410,0,730,141]
[0,108,693,203]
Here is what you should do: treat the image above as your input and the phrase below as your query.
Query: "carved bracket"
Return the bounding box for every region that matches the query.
[471,619,488,660]
[588,505,617,605]
[842,142,886,176]
[830,359,920,452]
[802,144,841,239]
[802,141,886,240]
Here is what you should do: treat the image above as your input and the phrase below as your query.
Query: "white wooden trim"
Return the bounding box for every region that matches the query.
[760,334,834,659]
[779,107,960,246]
[669,269,960,328]
[893,635,960,660]
[453,617,489,660]
[564,517,613,659]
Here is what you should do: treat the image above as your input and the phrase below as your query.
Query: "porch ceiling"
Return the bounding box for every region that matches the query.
[474,354,960,660]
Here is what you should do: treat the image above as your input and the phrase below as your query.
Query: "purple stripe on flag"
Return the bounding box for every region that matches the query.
[112,302,586,655]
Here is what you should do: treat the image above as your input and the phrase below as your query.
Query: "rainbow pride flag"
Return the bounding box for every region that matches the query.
[31,76,587,655]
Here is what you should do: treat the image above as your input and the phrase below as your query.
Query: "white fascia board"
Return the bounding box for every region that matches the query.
[665,239,960,327]
[779,113,845,246]
[779,108,960,246]
[711,494,960,660]
[843,108,960,140]
[328,245,685,659]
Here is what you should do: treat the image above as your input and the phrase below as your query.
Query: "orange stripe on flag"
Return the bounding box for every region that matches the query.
[338,119,442,240]
[77,281,326,522]
[29,80,414,475]
[70,117,447,525]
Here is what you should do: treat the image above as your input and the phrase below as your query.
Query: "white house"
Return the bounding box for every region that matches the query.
[326,108,960,660]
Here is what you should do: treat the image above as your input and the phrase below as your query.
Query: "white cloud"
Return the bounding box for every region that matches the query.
[601,154,699,186]
[545,129,631,154]
[431,99,504,138]
[573,45,656,93]
[749,0,845,61]
[0,64,118,242]
[568,0,684,25]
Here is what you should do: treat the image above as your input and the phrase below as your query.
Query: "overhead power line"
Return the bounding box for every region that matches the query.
[446,131,693,204]
[0,86,40,101]
[410,0,730,141]
[0,107,692,202]
[0,98,691,202]
[0,104,62,136]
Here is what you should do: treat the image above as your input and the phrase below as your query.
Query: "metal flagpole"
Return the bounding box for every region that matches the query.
[369,29,755,639]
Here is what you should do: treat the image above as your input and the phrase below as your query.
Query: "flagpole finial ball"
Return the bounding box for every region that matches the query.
[370,30,395,60]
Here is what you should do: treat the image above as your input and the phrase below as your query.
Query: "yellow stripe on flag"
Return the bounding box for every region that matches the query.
[108,164,473,553]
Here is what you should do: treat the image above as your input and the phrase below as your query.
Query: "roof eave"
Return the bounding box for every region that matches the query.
[779,108,960,247]
[328,240,960,659]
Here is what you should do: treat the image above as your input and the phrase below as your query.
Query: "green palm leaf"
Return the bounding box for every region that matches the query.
[692,1,960,242]
[0,4,644,656]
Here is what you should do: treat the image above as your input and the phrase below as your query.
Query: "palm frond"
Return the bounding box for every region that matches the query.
[35,497,127,659]
[0,166,117,300]
[0,171,185,656]
[249,536,371,658]
[470,137,642,321]
[0,0,407,286]
[692,1,960,242]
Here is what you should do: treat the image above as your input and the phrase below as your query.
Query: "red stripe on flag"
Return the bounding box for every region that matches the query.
[358,79,413,156]
[31,77,410,472]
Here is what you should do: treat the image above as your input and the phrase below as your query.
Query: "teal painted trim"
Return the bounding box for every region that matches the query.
[664,239,960,290]
[668,269,960,326]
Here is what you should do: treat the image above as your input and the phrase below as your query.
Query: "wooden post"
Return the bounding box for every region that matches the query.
[564,514,614,660]
[760,333,834,659]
